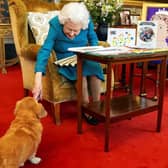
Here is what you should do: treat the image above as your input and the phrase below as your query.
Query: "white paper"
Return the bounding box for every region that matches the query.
[107,28,136,47]
[68,46,104,53]
[90,47,133,55]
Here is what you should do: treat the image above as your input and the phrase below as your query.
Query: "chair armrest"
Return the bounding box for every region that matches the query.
[45,51,76,102]
[21,43,41,60]
[47,51,72,89]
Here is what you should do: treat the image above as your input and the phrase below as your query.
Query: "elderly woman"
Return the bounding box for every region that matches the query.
[32,2,104,125]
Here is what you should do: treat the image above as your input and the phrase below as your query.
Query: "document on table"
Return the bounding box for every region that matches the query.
[68,46,133,55]
[88,47,133,55]
[68,46,104,53]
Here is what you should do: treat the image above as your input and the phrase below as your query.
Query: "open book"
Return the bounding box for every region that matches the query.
[54,55,77,67]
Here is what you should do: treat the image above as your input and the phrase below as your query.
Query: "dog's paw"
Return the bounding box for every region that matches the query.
[29,156,42,164]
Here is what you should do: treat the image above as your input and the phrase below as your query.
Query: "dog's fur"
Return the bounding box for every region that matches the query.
[0,97,47,168]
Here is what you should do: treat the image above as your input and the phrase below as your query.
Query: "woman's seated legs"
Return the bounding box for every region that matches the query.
[82,76,100,125]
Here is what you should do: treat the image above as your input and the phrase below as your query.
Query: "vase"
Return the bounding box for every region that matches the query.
[96,22,108,41]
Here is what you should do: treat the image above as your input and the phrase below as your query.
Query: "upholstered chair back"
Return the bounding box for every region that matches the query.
[8,0,62,56]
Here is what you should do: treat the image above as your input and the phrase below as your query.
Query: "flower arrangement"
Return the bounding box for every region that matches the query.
[84,0,123,26]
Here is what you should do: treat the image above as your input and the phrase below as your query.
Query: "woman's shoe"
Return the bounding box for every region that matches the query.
[82,113,99,125]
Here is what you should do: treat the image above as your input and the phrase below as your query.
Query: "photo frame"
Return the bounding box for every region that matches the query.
[120,10,131,25]
[130,14,140,25]
[0,0,10,23]
[141,2,168,48]
[136,21,158,48]
[141,2,168,20]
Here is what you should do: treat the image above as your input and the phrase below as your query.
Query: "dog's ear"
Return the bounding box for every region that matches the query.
[14,100,21,115]
[14,97,47,118]
[14,97,39,116]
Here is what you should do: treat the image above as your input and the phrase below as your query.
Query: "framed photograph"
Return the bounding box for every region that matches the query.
[141,2,168,48]
[107,27,136,47]
[141,2,168,20]
[0,0,10,23]
[130,14,140,25]
[120,10,131,25]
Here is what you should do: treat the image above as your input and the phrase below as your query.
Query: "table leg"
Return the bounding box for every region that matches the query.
[157,58,167,132]
[77,56,83,134]
[128,63,134,94]
[140,62,148,97]
[0,38,7,74]
[153,64,160,100]
[120,64,126,86]
[114,64,120,87]
[104,62,112,152]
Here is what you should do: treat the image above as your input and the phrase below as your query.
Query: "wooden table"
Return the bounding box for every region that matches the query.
[0,23,18,74]
[76,48,168,152]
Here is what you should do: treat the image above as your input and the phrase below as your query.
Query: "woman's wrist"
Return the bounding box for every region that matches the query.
[35,72,42,85]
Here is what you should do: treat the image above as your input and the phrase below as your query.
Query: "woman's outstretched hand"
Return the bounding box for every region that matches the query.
[32,72,43,101]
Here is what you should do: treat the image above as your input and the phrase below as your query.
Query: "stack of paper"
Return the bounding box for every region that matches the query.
[68,46,133,55]
[68,46,104,53]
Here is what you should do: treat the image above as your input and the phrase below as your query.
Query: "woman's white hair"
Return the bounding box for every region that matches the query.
[58,2,90,30]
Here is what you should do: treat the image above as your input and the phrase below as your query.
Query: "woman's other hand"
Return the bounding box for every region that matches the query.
[32,72,43,101]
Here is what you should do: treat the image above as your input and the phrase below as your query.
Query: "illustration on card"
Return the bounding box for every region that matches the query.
[137,21,158,48]
[107,28,136,47]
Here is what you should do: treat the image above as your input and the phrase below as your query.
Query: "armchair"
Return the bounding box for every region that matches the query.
[8,0,113,125]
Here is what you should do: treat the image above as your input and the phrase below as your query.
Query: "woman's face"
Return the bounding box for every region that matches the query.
[63,20,82,39]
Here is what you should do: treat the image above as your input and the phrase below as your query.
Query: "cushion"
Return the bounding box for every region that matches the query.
[28,11,60,45]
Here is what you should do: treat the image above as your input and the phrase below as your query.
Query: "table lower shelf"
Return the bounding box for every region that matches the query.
[82,95,158,122]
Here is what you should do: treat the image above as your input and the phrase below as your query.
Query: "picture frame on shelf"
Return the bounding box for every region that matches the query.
[123,0,143,8]
[119,10,131,25]
[130,14,140,25]
[0,0,10,23]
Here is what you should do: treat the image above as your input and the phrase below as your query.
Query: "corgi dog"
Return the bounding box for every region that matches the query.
[0,97,47,168]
